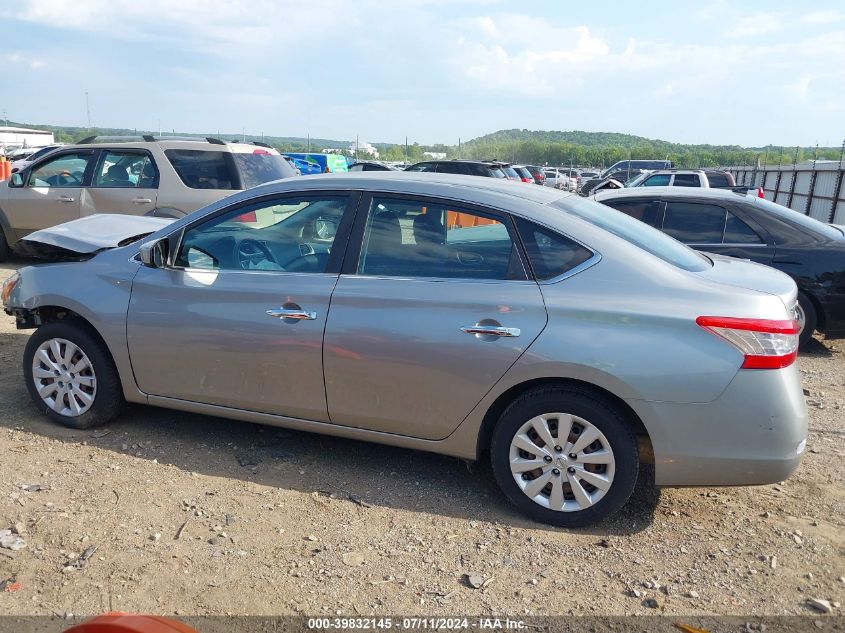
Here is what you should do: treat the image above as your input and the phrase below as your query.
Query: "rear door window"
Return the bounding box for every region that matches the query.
[407,163,436,172]
[602,199,662,227]
[436,162,464,175]
[93,150,158,188]
[662,202,727,244]
[723,211,763,244]
[672,174,699,187]
[358,197,524,280]
[165,150,235,190]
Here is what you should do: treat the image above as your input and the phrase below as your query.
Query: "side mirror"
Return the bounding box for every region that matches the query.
[8,173,24,188]
[139,238,168,268]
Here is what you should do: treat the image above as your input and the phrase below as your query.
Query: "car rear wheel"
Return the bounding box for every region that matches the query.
[490,386,639,528]
[23,319,124,429]
[796,292,817,349]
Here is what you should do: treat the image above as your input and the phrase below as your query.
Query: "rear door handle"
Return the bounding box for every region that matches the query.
[461,325,520,337]
[131,197,153,204]
[57,196,75,203]
[266,309,317,320]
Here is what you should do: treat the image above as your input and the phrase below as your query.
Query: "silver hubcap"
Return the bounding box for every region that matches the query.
[31,338,97,417]
[509,413,615,512]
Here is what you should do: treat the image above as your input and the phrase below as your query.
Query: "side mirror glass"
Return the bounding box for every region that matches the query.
[139,238,168,268]
[9,173,24,188]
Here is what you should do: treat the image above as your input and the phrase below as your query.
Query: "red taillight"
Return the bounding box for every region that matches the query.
[521,177,532,183]
[252,149,270,155]
[696,316,799,369]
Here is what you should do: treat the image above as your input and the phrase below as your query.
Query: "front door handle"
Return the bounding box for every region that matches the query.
[266,309,317,320]
[57,196,75,203]
[131,197,153,204]
[461,325,521,337]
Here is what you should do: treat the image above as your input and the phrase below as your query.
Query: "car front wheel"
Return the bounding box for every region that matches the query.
[23,319,125,429]
[491,386,639,528]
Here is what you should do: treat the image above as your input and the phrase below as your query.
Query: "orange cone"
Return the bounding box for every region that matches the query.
[63,614,200,633]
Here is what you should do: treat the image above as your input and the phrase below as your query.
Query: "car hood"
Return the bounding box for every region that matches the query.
[697,252,797,310]
[16,214,175,260]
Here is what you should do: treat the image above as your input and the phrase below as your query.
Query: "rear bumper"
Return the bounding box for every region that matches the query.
[627,364,807,487]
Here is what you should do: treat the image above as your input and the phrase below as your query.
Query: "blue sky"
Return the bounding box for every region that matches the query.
[2,0,844,147]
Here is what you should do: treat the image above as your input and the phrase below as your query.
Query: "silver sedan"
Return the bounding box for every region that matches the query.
[2,173,807,527]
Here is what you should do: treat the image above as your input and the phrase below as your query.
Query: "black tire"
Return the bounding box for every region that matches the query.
[490,386,639,528]
[797,292,818,349]
[0,230,10,262]
[23,318,125,429]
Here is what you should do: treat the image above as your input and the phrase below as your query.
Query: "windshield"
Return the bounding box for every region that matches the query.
[625,172,651,187]
[554,197,712,272]
[231,153,293,189]
[754,197,843,240]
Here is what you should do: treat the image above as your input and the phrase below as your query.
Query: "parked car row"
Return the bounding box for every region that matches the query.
[3,171,808,528]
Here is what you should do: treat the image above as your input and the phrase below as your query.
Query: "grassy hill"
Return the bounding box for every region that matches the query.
[5,121,838,168]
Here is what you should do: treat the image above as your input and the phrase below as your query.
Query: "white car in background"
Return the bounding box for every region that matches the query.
[11,145,64,174]
[543,170,569,190]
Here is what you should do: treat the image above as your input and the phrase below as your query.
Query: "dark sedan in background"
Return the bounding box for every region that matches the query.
[594,187,845,347]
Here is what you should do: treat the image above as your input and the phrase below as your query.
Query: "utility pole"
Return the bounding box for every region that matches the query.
[355,135,359,160]
[458,138,461,159]
[307,132,311,153]
[85,92,92,131]
[405,136,408,163]
[242,127,246,143]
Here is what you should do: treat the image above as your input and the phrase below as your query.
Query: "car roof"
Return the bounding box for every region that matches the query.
[242,171,574,208]
[593,186,746,202]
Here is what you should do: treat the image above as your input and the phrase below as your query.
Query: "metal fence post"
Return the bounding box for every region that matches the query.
[830,139,845,223]
[787,147,799,209]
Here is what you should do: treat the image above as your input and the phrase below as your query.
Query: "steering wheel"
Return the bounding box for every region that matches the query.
[236,238,280,270]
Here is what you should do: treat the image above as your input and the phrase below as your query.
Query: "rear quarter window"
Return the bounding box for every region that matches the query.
[515,218,594,280]
[232,152,295,189]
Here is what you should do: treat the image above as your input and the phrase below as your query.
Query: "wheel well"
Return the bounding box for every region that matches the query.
[800,290,824,332]
[476,378,652,461]
[22,306,104,342]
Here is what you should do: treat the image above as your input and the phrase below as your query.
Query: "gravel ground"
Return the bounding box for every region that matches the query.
[0,258,843,619]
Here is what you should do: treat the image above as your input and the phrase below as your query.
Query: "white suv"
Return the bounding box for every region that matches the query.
[0,135,296,260]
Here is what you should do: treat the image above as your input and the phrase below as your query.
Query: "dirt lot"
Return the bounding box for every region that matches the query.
[0,258,843,619]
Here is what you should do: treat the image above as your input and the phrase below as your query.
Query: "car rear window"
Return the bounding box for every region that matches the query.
[165,150,235,189]
[486,166,506,178]
[232,152,294,189]
[753,197,843,240]
[557,197,711,272]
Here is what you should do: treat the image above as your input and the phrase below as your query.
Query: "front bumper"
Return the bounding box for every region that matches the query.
[627,364,807,487]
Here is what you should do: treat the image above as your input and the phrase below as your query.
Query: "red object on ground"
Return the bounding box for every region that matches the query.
[63,614,200,633]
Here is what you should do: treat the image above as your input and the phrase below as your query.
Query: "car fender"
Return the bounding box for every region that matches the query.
[8,252,148,404]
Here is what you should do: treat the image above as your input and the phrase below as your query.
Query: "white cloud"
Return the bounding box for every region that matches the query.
[724,13,784,38]
[4,51,46,70]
